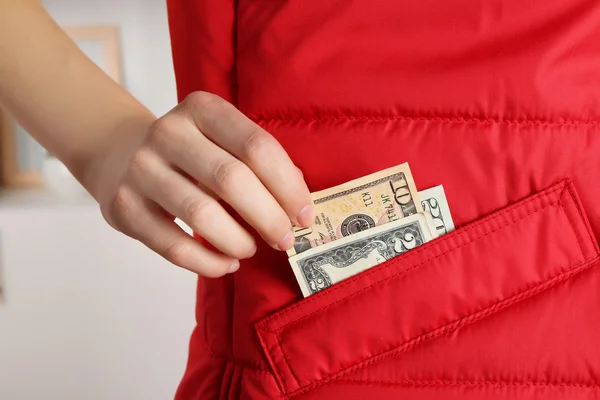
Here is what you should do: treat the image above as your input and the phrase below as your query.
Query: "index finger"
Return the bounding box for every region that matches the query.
[180,91,315,227]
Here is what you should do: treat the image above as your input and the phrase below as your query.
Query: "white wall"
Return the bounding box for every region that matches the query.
[0,2,197,399]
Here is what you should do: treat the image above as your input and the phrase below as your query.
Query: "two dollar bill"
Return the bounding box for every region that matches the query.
[288,163,455,297]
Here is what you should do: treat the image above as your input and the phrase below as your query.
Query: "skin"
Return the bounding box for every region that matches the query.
[0,0,315,277]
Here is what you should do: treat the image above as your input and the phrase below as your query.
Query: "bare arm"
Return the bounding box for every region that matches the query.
[0,0,315,276]
[0,0,154,192]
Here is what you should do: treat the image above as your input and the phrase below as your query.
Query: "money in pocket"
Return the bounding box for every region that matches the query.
[288,163,455,297]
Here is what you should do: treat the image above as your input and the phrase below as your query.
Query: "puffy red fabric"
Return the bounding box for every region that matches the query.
[167,1,600,398]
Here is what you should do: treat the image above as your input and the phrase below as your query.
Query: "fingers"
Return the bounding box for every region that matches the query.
[105,186,238,277]
[150,114,297,251]
[180,91,315,228]
[129,149,257,260]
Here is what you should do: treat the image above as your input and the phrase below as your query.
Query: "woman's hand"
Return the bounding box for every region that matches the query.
[0,2,309,277]
[86,92,314,277]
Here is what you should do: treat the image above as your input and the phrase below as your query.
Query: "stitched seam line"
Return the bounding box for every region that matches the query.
[255,329,293,392]
[333,379,600,389]
[287,256,599,398]
[255,325,287,390]
[277,331,301,388]
[560,197,586,261]
[257,181,565,332]
[566,183,600,255]
[256,320,285,393]
[264,183,564,335]
[249,114,600,127]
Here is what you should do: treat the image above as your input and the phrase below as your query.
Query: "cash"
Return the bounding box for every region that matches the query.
[288,163,455,297]
[289,213,437,297]
[287,163,423,256]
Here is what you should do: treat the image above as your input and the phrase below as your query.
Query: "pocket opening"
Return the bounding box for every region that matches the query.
[256,179,600,395]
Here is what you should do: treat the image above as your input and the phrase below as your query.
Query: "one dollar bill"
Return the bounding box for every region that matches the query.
[289,212,437,297]
[287,163,423,256]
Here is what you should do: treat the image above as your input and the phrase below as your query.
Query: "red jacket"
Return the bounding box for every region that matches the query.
[167,1,600,398]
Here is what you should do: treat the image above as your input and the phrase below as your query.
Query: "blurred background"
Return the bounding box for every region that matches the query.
[0,0,198,399]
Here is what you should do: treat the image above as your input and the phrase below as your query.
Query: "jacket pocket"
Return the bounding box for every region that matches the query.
[254,179,600,396]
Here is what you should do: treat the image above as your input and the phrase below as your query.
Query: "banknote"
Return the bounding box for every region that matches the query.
[287,163,423,256]
[289,212,437,297]
[419,185,455,236]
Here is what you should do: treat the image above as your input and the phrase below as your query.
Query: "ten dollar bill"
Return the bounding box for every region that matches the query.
[288,163,423,256]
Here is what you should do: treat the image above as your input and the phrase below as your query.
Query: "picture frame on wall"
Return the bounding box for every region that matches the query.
[0,109,45,188]
[63,25,123,84]
[0,25,123,189]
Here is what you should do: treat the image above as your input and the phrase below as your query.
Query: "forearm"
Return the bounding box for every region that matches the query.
[0,0,155,190]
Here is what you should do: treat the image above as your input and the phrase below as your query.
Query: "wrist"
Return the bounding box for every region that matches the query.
[66,110,155,200]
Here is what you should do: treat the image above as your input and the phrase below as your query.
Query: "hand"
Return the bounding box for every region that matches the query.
[85,91,314,277]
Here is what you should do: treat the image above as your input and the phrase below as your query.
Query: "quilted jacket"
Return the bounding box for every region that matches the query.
[167,1,600,398]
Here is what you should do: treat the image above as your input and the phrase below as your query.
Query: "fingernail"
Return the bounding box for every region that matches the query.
[297,204,315,227]
[277,231,294,251]
[228,260,240,273]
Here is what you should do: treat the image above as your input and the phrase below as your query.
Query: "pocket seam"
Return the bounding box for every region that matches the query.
[565,183,600,256]
[249,113,600,128]
[331,378,600,390]
[261,182,565,335]
[277,329,301,388]
[560,194,586,260]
